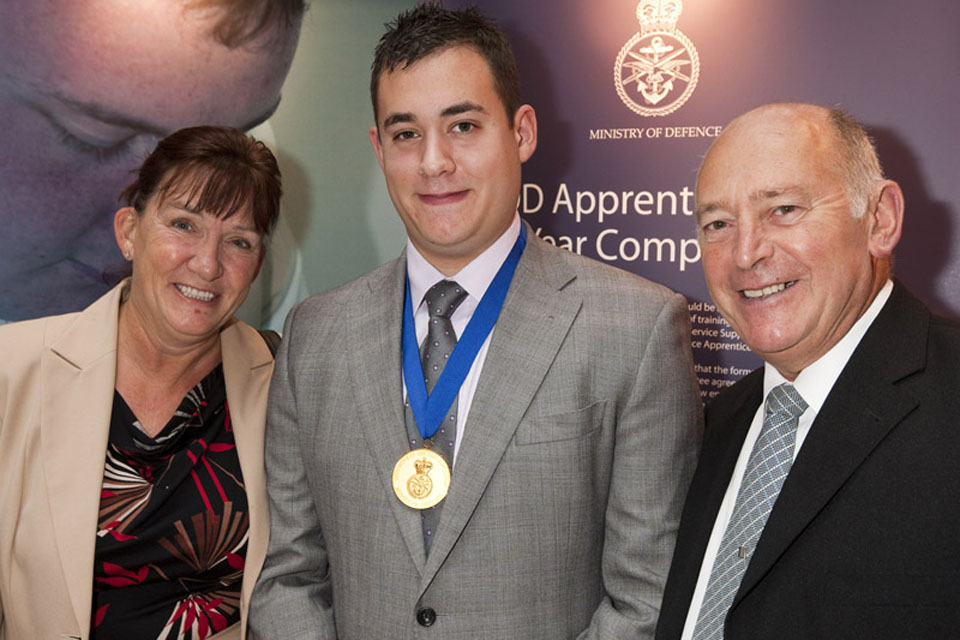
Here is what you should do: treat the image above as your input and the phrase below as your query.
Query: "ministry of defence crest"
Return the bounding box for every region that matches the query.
[614,0,700,116]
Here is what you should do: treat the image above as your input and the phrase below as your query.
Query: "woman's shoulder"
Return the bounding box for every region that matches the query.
[0,314,79,423]
[220,318,277,365]
[0,283,125,354]
[0,311,78,355]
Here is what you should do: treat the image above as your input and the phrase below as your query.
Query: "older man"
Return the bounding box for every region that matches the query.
[656,103,960,639]
[250,4,701,639]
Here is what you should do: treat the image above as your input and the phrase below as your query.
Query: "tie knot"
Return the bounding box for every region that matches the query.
[424,280,467,319]
[765,383,808,420]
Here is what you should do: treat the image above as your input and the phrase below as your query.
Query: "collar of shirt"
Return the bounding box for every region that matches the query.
[405,213,521,322]
[402,214,521,463]
[762,279,894,453]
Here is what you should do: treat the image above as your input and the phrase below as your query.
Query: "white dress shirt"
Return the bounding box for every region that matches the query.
[681,280,894,639]
[403,214,522,466]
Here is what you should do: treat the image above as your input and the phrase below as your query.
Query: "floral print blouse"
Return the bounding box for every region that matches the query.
[91,364,248,639]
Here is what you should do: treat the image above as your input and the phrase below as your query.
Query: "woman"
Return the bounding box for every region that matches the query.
[0,126,282,639]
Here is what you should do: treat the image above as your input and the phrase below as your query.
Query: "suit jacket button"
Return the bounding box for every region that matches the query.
[416,606,437,627]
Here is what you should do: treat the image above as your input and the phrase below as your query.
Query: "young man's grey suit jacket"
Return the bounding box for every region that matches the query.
[250,226,703,639]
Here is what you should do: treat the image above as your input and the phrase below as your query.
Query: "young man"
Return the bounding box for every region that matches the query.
[251,5,702,638]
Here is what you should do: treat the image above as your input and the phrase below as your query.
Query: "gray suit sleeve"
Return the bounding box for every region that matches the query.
[580,292,703,639]
[248,303,337,639]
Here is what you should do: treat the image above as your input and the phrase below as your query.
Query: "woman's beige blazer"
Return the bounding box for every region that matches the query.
[0,282,273,639]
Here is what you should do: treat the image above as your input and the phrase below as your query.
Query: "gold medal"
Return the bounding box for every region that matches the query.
[392,448,451,509]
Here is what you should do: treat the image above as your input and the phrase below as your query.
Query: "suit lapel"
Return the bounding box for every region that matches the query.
[40,285,125,634]
[349,258,430,571]
[221,321,274,623]
[419,234,581,593]
[659,371,762,630]
[693,371,764,550]
[735,284,926,605]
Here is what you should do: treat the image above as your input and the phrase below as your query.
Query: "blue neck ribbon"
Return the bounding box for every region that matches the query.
[402,224,527,442]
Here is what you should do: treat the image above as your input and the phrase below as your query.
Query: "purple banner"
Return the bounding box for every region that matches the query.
[445,0,960,399]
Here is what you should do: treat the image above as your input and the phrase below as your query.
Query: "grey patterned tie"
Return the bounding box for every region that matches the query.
[404,280,467,553]
[692,382,808,640]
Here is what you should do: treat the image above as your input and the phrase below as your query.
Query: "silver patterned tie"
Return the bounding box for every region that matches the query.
[403,280,467,553]
[692,382,808,640]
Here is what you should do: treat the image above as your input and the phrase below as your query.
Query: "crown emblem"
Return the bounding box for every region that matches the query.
[614,0,700,117]
[407,456,435,500]
[637,0,682,34]
[414,457,433,475]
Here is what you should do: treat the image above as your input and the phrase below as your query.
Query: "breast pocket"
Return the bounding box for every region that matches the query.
[514,400,606,445]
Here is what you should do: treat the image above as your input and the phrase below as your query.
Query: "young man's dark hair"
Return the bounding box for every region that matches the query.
[370,2,522,126]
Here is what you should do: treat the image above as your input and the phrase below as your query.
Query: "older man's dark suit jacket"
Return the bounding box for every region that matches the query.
[656,283,960,639]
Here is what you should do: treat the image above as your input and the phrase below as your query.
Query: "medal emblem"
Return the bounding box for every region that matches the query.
[392,448,451,509]
[408,456,434,499]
